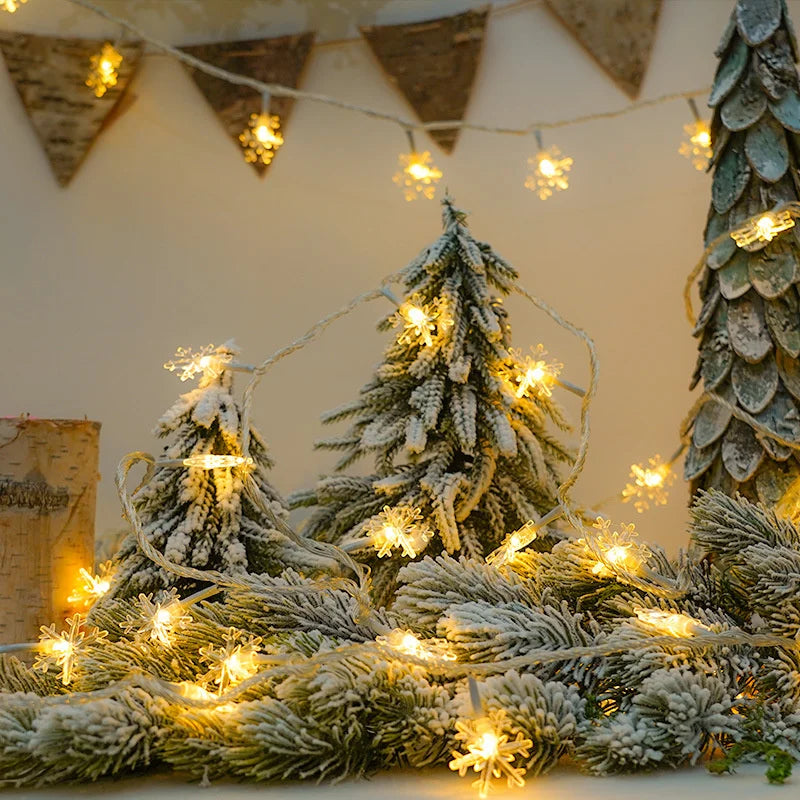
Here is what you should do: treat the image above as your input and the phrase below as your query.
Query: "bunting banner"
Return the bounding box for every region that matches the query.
[545,0,662,99]
[181,33,315,177]
[0,33,143,186]
[360,9,488,154]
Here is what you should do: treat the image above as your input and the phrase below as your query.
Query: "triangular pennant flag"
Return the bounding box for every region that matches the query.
[360,9,488,154]
[545,0,662,99]
[0,33,143,186]
[182,33,314,178]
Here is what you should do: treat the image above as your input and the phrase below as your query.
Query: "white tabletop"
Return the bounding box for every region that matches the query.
[3,763,785,799]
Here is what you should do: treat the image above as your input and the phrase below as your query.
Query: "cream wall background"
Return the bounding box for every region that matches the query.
[0,0,779,553]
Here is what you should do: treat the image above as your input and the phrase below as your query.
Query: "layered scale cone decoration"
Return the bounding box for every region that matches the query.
[290,197,575,605]
[686,0,800,506]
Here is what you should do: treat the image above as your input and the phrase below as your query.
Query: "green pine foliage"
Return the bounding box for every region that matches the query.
[291,198,574,604]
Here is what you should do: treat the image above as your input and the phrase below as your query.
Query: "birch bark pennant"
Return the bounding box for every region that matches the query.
[0,33,143,186]
[0,418,101,645]
[181,33,315,177]
[545,0,662,99]
[360,8,488,154]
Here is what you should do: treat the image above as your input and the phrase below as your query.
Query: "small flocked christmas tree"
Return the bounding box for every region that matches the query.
[107,343,321,600]
[686,0,800,505]
[291,198,574,603]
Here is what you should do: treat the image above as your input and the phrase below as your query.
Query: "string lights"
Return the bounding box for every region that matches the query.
[164,344,233,382]
[395,296,452,347]
[125,592,190,647]
[34,615,106,686]
[678,98,712,171]
[634,607,710,638]
[375,628,456,663]
[182,454,253,470]
[731,209,795,249]
[239,92,284,167]
[486,520,538,567]
[67,562,114,609]
[200,630,262,693]
[584,517,650,578]
[450,680,532,798]
[393,130,443,201]
[363,505,432,558]
[622,455,675,512]
[509,344,562,399]
[525,130,573,200]
[1,0,26,12]
[86,42,123,98]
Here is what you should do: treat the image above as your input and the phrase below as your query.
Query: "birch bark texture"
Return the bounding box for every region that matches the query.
[0,418,100,645]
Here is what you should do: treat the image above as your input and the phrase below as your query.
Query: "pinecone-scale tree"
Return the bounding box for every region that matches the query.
[291,198,575,604]
[107,345,323,600]
[686,0,800,506]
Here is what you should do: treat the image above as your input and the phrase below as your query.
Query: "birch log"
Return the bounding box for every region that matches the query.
[0,418,100,645]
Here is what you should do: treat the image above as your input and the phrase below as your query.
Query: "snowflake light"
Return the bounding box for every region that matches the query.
[583,517,650,578]
[449,711,531,798]
[200,629,262,694]
[679,119,712,171]
[182,454,253,470]
[86,42,123,98]
[634,607,710,638]
[376,628,456,663]
[124,592,190,647]
[164,344,233,382]
[239,112,284,166]
[510,345,562,399]
[364,505,432,559]
[622,455,675,512]
[395,296,452,347]
[525,146,573,200]
[67,562,114,609]
[486,520,538,567]
[34,615,106,686]
[1,0,26,11]
[393,151,443,201]
[731,210,795,248]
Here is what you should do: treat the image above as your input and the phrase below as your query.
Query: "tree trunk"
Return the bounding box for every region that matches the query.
[0,418,100,644]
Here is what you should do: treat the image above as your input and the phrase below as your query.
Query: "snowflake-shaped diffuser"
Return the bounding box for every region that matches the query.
[622,455,675,513]
[86,42,123,98]
[449,710,531,798]
[123,591,190,647]
[525,146,573,200]
[679,119,712,171]
[508,344,562,399]
[364,505,432,559]
[393,151,443,201]
[582,517,650,579]
[395,296,452,348]
[239,112,284,166]
[200,628,262,694]
[67,561,114,609]
[34,615,106,686]
[164,344,233,382]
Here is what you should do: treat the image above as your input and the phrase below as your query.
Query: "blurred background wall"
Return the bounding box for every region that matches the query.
[0,0,761,552]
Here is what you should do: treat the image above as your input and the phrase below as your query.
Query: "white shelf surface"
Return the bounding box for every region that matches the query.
[4,763,788,799]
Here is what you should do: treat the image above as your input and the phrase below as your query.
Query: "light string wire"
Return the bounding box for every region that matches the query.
[58,0,711,139]
[683,201,800,325]
[9,284,793,716]
[105,270,800,709]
